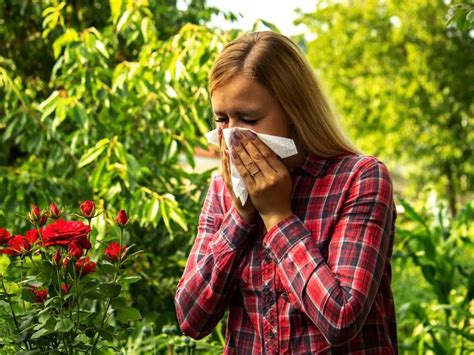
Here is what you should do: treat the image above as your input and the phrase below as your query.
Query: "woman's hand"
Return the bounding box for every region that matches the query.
[219,127,257,225]
[229,130,293,231]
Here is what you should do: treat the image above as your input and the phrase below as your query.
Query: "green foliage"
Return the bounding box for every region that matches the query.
[297,0,474,217]
[447,3,474,32]
[0,0,239,350]
[394,194,474,354]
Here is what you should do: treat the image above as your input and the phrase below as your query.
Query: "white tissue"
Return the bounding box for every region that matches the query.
[205,127,298,205]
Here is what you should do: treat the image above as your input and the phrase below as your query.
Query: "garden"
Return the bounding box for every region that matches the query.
[0,0,473,354]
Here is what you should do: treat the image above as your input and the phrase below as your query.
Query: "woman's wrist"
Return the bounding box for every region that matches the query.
[261,211,293,232]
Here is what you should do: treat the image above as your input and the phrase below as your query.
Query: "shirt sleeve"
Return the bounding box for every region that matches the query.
[175,175,256,339]
[262,159,396,346]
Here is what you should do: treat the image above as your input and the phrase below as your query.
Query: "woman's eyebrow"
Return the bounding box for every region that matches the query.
[213,109,261,116]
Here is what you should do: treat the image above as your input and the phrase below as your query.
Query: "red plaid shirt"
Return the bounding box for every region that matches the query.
[175,152,398,354]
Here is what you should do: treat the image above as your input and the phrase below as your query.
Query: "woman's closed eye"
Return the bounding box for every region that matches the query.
[215,117,258,125]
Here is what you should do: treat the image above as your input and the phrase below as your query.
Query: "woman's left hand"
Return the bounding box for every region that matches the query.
[230,130,293,231]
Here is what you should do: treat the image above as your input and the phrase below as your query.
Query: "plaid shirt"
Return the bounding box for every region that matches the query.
[175,152,398,354]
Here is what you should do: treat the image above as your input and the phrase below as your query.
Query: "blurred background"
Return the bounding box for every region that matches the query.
[0,0,473,353]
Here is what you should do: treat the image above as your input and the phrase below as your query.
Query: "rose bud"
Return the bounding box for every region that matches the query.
[52,250,61,266]
[0,228,12,245]
[80,200,95,218]
[32,205,41,218]
[104,242,127,262]
[60,283,70,294]
[75,256,96,277]
[31,286,48,303]
[67,242,83,259]
[49,202,62,219]
[115,210,129,228]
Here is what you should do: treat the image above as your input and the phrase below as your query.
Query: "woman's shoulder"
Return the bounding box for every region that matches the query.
[303,152,392,179]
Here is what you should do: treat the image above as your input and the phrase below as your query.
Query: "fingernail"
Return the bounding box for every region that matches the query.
[247,131,257,140]
[231,137,240,146]
[231,150,238,160]
[233,131,242,140]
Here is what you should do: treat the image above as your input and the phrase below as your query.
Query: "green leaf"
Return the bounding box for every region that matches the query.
[54,318,74,332]
[78,138,110,168]
[117,306,142,323]
[121,276,141,284]
[99,283,121,298]
[30,328,51,339]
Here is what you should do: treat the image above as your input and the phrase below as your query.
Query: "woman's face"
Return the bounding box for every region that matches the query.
[211,76,291,138]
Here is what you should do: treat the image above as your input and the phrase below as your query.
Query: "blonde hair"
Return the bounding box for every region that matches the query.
[209,31,362,157]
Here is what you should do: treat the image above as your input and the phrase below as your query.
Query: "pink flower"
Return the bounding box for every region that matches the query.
[80,200,95,218]
[104,242,127,262]
[115,210,129,227]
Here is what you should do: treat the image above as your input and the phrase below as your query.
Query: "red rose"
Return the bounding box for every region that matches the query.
[0,235,31,256]
[80,200,95,218]
[75,257,96,276]
[60,283,70,294]
[49,202,62,219]
[0,228,12,244]
[25,229,40,245]
[67,242,83,259]
[31,286,48,303]
[104,242,127,262]
[42,219,91,249]
[115,210,129,227]
[52,250,61,266]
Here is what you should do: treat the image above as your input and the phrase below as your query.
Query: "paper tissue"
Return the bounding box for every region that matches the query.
[205,127,298,205]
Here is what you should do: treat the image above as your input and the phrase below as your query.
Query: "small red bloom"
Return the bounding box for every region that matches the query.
[0,235,31,256]
[52,250,61,266]
[31,286,48,303]
[60,283,70,294]
[80,200,95,218]
[67,242,83,259]
[75,257,96,277]
[0,228,12,245]
[49,202,62,219]
[104,242,127,262]
[25,229,40,245]
[115,210,129,227]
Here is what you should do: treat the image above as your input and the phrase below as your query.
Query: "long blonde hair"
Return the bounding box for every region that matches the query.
[209,31,362,157]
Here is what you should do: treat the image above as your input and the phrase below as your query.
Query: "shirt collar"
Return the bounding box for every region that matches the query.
[295,151,353,177]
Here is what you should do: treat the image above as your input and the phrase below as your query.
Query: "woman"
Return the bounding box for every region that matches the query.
[175,31,398,354]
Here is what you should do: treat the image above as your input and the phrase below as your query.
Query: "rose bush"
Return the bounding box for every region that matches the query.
[0,201,142,353]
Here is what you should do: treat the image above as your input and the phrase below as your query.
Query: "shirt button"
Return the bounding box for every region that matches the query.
[281,292,289,301]
[266,293,274,304]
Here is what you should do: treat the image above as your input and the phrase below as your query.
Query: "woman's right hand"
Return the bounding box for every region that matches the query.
[219,127,257,224]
